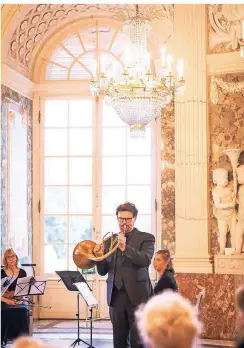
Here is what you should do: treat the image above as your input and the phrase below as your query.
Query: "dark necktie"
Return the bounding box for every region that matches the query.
[114,233,130,290]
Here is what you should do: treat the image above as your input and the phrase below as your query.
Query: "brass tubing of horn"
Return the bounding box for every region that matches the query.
[72,232,120,269]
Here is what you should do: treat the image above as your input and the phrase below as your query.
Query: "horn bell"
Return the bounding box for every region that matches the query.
[73,240,97,269]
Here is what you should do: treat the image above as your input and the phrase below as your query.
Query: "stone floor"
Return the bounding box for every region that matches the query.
[30,320,235,348]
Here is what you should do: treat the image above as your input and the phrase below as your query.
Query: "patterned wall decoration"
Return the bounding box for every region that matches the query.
[208,4,244,54]
[209,72,244,255]
[161,101,175,254]
[1,103,8,254]
[175,273,244,339]
[7,4,173,70]
[1,85,32,263]
[175,72,244,340]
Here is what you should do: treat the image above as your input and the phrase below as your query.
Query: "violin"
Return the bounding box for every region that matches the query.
[3,290,23,305]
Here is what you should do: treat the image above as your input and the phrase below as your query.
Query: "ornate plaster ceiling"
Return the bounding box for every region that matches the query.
[208,4,244,53]
[5,4,174,75]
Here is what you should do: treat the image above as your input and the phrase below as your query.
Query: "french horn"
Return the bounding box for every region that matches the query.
[73,232,119,270]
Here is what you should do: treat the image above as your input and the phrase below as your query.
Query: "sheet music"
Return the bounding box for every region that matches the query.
[14,276,47,296]
[1,276,16,296]
[73,282,98,308]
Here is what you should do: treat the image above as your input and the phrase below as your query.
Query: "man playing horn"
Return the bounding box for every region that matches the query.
[94,202,155,348]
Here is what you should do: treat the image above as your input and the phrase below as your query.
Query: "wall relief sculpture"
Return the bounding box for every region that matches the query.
[208,4,244,53]
[212,149,244,256]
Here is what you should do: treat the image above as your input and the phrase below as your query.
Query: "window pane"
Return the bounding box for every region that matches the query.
[102,102,126,127]
[69,187,92,214]
[45,187,67,214]
[44,216,67,243]
[45,158,67,185]
[69,158,92,185]
[45,100,68,128]
[127,157,151,184]
[135,215,151,234]
[102,216,119,236]
[69,244,78,271]
[45,129,68,156]
[69,129,92,156]
[69,216,92,243]
[102,186,126,214]
[102,157,126,185]
[102,128,126,156]
[127,186,151,214]
[69,100,92,127]
[127,128,151,155]
[44,245,66,273]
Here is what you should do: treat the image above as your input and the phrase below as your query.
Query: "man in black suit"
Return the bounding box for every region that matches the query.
[95,202,155,348]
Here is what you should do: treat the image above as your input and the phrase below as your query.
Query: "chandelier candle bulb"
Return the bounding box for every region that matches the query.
[166,54,172,74]
[177,60,184,81]
[161,46,166,68]
[92,59,97,78]
[144,52,151,70]
[101,55,106,74]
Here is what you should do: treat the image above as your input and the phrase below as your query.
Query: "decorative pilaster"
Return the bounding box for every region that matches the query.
[173,5,212,273]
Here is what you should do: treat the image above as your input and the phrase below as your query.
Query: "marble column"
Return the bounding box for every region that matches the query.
[173,5,212,273]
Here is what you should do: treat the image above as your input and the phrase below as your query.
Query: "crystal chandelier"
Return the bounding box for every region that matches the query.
[90,5,186,136]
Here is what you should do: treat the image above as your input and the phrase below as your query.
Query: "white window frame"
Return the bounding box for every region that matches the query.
[35,90,161,281]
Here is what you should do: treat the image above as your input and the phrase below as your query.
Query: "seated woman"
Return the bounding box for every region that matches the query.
[135,290,201,348]
[1,248,29,346]
[153,249,178,295]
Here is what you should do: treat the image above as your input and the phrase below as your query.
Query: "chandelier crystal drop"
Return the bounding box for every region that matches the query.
[90,5,186,137]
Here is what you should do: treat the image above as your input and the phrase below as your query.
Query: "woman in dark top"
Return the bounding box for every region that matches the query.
[1,248,29,346]
[153,249,178,295]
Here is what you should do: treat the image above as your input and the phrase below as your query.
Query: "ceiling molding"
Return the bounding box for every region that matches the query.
[1,63,35,99]
[207,51,244,75]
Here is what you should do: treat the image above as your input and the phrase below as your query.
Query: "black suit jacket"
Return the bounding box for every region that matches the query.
[96,228,155,306]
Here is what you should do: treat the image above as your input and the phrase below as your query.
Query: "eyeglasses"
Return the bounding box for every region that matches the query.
[6,255,16,259]
[117,217,133,223]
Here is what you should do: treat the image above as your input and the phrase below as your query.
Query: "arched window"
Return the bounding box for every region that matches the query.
[36,22,161,318]
[45,25,130,80]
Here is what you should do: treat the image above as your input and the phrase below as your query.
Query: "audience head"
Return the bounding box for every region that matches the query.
[153,249,175,275]
[236,285,244,340]
[135,290,201,348]
[236,285,244,312]
[12,337,53,348]
[3,248,19,268]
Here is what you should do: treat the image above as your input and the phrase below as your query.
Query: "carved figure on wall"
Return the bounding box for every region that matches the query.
[232,165,244,255]
[212,168,237,254]
[208,4,244,52]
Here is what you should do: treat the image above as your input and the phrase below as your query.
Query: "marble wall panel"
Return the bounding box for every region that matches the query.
[161,101,175,254]
[176,273,244,339]
[1,85,32,262]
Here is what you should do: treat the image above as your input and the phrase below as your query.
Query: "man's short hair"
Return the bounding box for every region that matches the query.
[236,285,244,312]
[116,202,138,217]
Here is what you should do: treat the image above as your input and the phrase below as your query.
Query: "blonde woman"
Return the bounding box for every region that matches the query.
[135,290,201,348]
[1,248,29,346]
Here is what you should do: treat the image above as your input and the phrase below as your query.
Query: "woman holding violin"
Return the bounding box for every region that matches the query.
[1,248,29,346]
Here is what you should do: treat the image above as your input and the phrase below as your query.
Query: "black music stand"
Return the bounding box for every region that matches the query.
[13,276,47,302]
[56,271,97,348]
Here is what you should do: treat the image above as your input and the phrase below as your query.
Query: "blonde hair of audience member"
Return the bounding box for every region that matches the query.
[135,290,201,348]
[12,337,59,348]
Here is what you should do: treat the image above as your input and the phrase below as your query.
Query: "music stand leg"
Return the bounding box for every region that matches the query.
[70,293,96,348]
